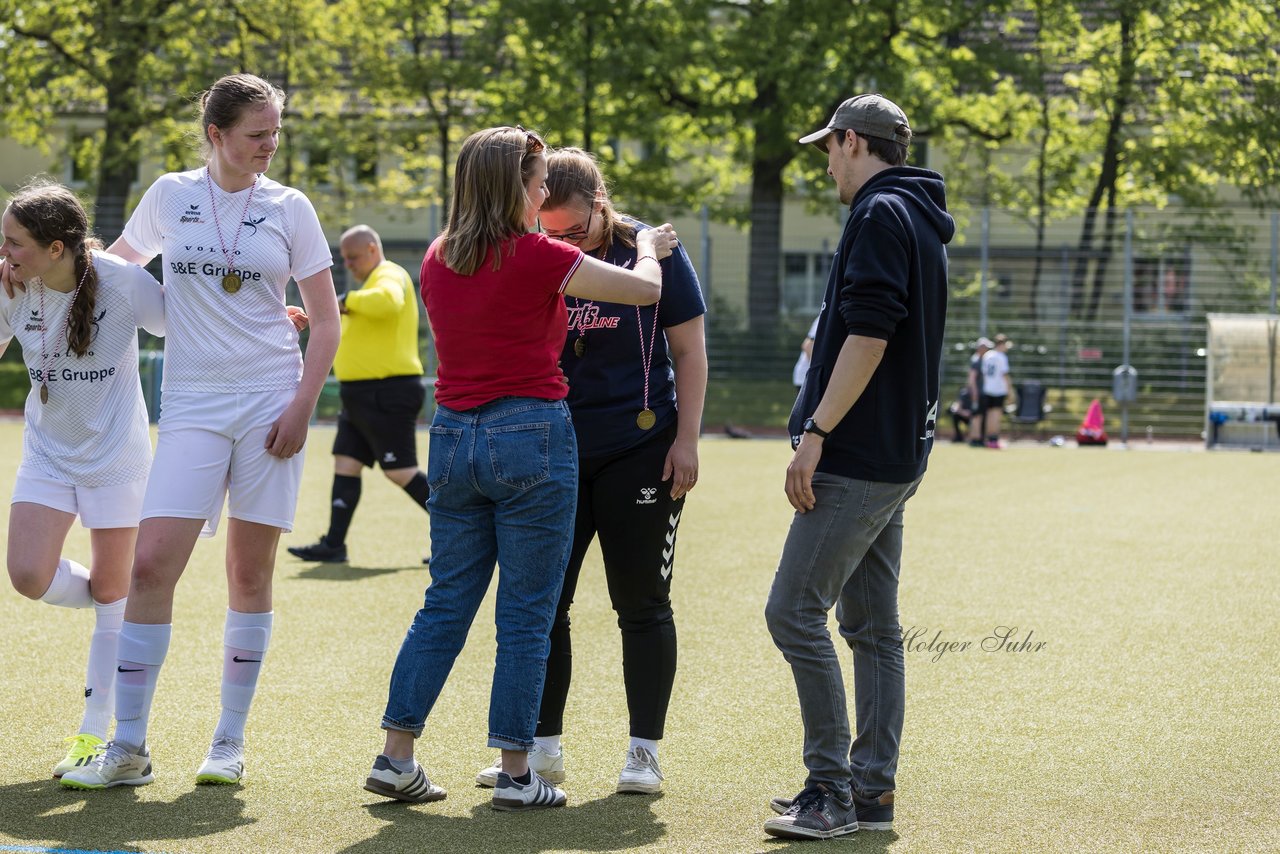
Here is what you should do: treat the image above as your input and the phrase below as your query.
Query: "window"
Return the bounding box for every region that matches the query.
[1134,251,1190,315]
[781,251,832,315]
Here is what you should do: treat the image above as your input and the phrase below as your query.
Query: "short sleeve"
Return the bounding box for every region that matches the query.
[656,242,706,329]
[528,234,584,295]
[121,178,168,260]
[285,192,334,281]
[126,263,166,337]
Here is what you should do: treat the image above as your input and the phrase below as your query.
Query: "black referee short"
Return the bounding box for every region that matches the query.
[333,375,426,470]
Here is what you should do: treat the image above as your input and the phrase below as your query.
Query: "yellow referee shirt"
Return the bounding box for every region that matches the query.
[333,260,425,381]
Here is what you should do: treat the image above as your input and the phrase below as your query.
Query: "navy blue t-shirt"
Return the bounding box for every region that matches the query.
[562,219,706,457]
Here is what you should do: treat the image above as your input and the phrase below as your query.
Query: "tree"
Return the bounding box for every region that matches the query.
[0,0,336,241]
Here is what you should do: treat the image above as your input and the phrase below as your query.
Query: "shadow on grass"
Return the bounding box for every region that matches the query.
[342,792,667,853]
[288,563,423,582]
[761,829,900,852]
[0,777,254,850]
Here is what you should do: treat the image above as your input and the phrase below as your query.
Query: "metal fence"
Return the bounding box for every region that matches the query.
[703,205,1280,439]
[11,192,1276,438]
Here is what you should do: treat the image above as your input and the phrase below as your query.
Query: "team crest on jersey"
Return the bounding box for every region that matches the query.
[567,302,620,332]
[242,215,267,236]
[180,203,205,224]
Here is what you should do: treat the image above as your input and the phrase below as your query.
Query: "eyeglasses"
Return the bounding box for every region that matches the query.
[514,124,545,154]
[543,210,593,245]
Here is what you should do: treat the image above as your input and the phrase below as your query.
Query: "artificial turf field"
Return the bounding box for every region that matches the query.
[1,421,1277,854]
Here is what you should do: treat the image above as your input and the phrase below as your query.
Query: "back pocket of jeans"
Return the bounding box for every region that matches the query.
[486,422,550,490]
[427,426,463,491]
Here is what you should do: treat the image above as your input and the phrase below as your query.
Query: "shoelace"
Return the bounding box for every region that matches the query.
[205,738,242,762]
[624,747,661,775]
[96,741,137,769]
[64,735,105,755]
[787,786,827,816]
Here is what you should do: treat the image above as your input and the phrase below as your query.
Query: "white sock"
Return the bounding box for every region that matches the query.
[113,621,172,750]
[533,735,561,756]
[213,609,273,743]
[79,597,126,739]
[39,558,94,609]
[630,737,659,759]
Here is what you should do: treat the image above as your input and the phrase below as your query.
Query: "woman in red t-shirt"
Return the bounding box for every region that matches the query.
[365,126,677,812]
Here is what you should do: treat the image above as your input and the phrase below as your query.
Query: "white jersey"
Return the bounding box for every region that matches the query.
[981,349,1010,396]
[792,316,821,387]
[123,168,333,392]
[0,251,165,487]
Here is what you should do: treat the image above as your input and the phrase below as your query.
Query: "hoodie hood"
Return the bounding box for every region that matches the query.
[852,167,955,245]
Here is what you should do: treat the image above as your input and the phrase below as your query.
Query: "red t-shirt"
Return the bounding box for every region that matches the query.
[422,232,584,410]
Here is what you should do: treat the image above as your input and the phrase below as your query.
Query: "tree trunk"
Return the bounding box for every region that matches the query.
[1069,9,1134,318]
[94,81,143,244]
[746,77,793,335]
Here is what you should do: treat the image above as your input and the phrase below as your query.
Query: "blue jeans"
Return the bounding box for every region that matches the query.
[381,398,577,750]
[764,472,922,800]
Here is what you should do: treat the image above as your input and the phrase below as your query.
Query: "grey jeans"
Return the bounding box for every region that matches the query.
[764,472,922,800]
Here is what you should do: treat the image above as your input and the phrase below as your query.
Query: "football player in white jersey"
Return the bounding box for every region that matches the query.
[61,73,340,791]
[0,180,165,780]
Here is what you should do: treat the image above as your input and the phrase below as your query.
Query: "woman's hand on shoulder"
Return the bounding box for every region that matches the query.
[637,223,679,261]
[286,305,309,331]
[1,259,25,299]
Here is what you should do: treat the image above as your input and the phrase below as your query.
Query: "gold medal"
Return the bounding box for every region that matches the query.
[222,273,242,294]
[573,337,586,357]
[636,408,656,430]
[40,383,49,405]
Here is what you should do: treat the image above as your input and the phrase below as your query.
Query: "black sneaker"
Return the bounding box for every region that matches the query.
[852,789,894,830]
[770,788,894,831]
[286,536,348,563]
[763,784,857,840]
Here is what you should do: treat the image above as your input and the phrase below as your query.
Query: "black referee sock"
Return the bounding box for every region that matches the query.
[402,472,431,514]
[325,475,362,546]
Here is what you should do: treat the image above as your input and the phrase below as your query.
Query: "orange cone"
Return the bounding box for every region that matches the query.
[1076,398,1108,446]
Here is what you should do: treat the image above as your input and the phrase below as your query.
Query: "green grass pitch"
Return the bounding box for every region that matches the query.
[1,421,1277,853]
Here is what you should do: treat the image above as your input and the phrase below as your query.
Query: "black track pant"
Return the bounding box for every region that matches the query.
[536,427,683,740]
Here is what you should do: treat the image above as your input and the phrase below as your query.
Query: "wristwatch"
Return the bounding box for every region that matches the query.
[802,417,830,439]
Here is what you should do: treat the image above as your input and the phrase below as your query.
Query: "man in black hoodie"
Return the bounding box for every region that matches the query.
[763,94,954,841]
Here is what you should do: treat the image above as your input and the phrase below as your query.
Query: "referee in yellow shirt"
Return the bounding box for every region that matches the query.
[288,225,430,563]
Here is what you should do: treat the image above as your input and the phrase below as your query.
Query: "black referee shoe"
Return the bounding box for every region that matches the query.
[287,537,348,563]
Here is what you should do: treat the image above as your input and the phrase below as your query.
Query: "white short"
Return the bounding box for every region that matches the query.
[142,390,305,535]
[11,465,147,529]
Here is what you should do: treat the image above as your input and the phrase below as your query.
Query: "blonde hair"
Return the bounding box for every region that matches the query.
[545,147,635,252]
[439,126,546,276]
[199,73,285,158]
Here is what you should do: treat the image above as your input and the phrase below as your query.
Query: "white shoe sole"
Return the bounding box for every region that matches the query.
[60,772,154,790]
[616,778,663,794]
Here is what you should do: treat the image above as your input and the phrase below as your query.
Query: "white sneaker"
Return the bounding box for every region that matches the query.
[196,736,245,785]
[60,741,154,790]
[491,770,566,811]
[363,755,447,804]
[475,744,565,787]
[617,746,664,794]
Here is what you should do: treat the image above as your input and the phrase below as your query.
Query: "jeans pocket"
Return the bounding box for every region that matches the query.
[486,422,551,490]
[426,426,463,491]
[856,481,906,531]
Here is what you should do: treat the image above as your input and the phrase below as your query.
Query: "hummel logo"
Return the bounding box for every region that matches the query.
[117,666,143,673]
[232,656,262,663]
[383,451,397,463]
[637,487,658,506]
